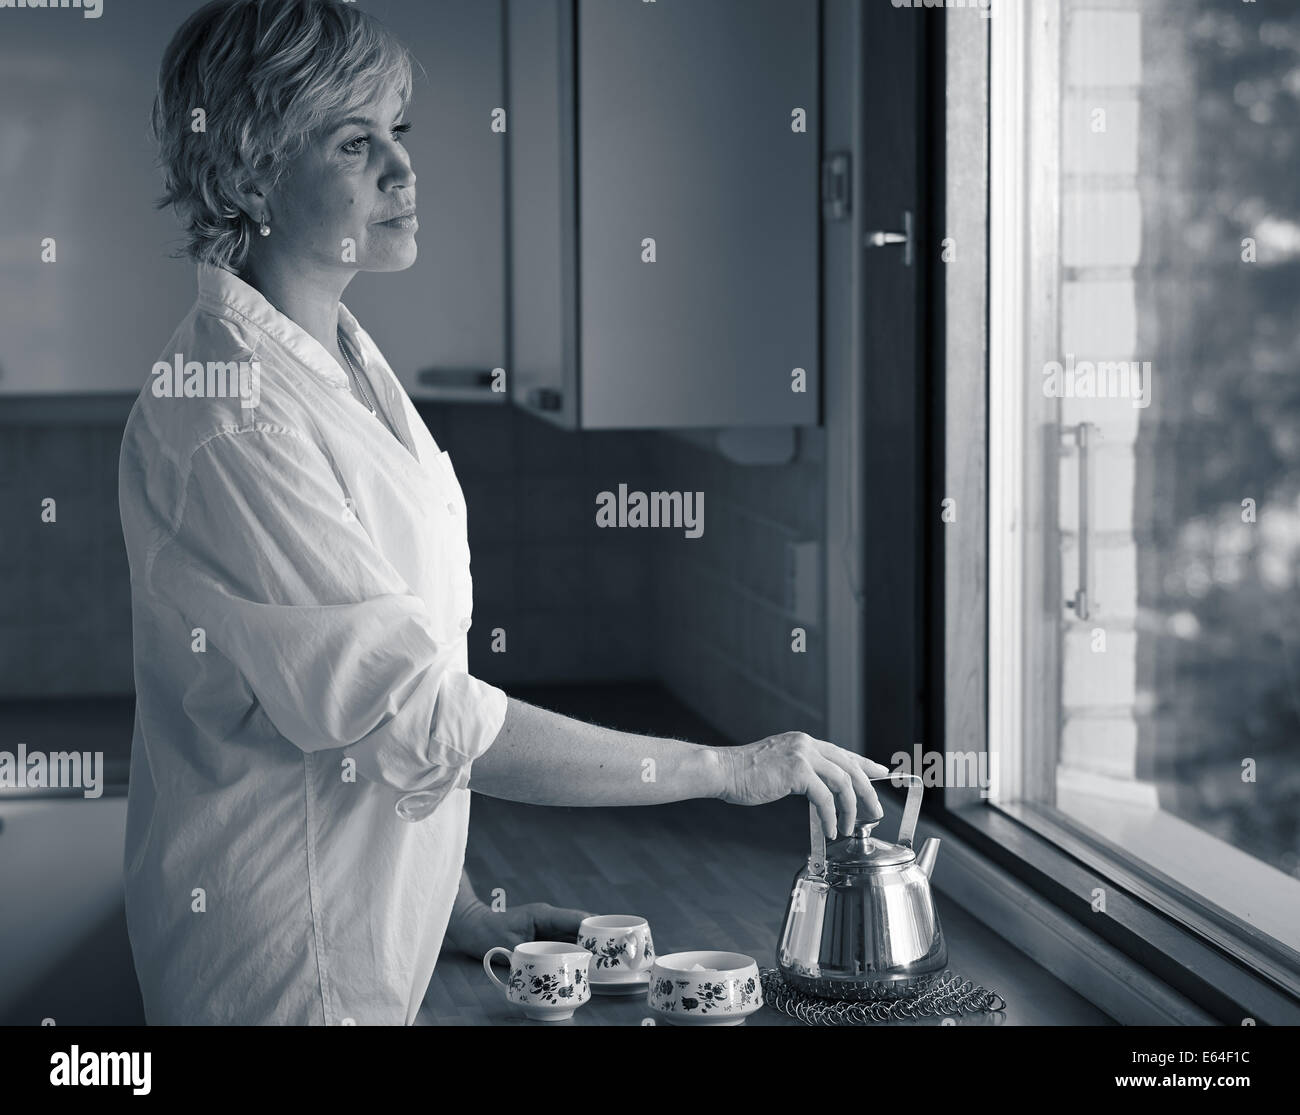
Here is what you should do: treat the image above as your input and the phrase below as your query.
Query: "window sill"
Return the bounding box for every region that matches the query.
[916,794,1300,1025]
[1046,775,1300,958]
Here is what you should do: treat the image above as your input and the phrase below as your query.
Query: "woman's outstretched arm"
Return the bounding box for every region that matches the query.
[467,696,723,806]
[468,696,887,840]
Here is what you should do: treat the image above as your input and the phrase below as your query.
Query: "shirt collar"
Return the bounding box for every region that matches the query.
[196,262,370,390]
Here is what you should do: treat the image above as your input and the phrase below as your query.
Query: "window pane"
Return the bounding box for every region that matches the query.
[990,0,1300,957]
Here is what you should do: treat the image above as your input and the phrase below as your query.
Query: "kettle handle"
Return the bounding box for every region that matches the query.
[876,772,924,849]
[807,772,923,874]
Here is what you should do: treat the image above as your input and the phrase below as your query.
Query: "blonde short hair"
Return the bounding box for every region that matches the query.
[151,0,415,272]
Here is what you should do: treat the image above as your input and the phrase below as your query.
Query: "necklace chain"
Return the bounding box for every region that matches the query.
[338,328,376,416]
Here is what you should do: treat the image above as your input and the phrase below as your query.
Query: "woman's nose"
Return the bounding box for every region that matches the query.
[384,145,416,191]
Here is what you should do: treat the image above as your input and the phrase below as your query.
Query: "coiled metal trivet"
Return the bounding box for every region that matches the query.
[759,968,1006,1025]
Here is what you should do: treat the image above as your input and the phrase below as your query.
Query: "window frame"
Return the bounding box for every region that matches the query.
[927,0,1300,1023]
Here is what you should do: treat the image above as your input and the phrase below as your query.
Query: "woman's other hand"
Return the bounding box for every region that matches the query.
[450,901,591,962]
[713,732,890,840]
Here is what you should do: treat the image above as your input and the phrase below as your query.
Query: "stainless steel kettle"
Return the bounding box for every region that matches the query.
[777,773,946,1000]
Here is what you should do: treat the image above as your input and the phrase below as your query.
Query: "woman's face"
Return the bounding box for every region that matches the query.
[249,84,418,275]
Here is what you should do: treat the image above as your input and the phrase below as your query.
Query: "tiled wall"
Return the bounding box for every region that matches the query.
[651,428,828,748]
[0,406,830,747]
[428,404,659,687]
[0,425,134,693]
[0,405,654,695]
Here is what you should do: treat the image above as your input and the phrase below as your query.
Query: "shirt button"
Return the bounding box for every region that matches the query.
[446,500,458,514]
[457,616,472,632]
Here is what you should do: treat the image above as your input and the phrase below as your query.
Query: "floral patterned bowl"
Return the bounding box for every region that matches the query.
[648,951,763,1026]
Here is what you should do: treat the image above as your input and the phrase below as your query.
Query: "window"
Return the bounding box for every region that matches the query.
[985,0,1300,991]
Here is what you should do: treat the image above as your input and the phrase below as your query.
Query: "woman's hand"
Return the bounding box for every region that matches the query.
[448,900,591,962]
[713,732,890,839]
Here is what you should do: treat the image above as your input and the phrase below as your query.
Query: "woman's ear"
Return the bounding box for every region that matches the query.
[224,170,269,227]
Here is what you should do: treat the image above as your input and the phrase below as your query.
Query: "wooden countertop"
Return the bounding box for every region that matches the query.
[419,790,1112,1026]
[0,685,1113,1025]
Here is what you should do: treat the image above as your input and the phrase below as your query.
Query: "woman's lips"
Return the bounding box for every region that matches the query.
[377,214,418,231]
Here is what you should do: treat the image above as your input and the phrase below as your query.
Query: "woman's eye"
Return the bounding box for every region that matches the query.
[341,125,411,156]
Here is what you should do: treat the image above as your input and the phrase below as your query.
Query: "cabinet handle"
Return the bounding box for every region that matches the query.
[416,367,497,391]
[865,210,914,267]
[525,387,563,411]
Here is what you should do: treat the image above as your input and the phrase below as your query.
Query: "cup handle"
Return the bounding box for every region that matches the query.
[621,929,656,971]
[617,930,640,964]
[482,947,513,996]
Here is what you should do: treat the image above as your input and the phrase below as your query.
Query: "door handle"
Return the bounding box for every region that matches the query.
[865,210,913,267]
[1066,422,1094,620]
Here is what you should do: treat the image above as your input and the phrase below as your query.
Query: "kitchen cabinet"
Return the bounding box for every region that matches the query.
[506,0,821,429]
[0,0,507,402]
[0,0,196,396]
[342,0,509,403]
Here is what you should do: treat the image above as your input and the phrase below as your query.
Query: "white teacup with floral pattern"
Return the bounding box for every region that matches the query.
[648,951,763,1025]
[483,941,592,1021]
[577,914,656,982]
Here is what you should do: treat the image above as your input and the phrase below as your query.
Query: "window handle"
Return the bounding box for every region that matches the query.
[865,210,913,267]
[1067,422,1093,620]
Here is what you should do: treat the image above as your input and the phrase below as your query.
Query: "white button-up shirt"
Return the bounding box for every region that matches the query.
[117,262,508,1025]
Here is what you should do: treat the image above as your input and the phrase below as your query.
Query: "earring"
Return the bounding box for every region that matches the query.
[259,216,270,237]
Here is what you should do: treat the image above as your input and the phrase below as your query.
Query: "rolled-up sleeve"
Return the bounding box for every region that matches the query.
[146,423,507,820]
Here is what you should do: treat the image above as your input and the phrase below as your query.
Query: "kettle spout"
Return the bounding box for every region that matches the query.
[916,837,940,880]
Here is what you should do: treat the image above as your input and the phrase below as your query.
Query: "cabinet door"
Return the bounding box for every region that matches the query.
[344,0,507,400]
[577,0,820,429]
[0,0,196,395]
[0,0,504,399]
[506,0,579,426]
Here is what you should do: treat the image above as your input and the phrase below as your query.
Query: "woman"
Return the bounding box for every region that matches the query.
[119,0,886,1025]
